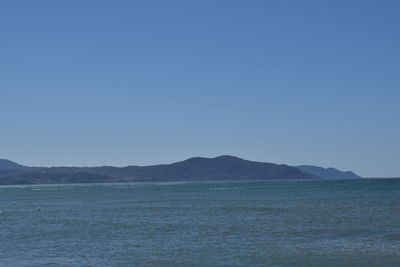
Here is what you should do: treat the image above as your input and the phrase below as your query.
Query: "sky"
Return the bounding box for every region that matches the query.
[0,0,399,177]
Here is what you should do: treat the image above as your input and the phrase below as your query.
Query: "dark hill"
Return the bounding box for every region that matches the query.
[127,155,318,182]
[0,156,319,185]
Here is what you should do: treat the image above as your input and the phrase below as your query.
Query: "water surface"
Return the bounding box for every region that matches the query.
[1,179,399,266]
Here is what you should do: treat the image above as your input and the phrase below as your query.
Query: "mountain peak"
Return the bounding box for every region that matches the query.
[183,155,243,163]
[214,155,243,160]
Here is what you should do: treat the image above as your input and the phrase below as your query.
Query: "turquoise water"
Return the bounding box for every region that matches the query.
[0,179,399,266]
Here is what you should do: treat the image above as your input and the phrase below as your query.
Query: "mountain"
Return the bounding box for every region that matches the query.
[0,156,319,185]
[124,155,318,182]
[0,159,27,169]
[295,165,360,179]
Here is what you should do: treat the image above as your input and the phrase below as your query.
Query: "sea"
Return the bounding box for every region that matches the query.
[0,179,399,267]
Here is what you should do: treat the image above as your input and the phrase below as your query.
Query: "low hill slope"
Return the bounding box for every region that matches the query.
[295,165,360,179]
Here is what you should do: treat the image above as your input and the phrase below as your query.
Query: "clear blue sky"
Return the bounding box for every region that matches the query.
[1,1,399,177]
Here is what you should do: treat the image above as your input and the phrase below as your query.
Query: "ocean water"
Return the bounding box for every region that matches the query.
[0,179,399,267]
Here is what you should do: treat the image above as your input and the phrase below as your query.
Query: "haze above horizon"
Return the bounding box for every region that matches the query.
[1,1,399,177]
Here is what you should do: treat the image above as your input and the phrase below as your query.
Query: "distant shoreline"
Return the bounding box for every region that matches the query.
[11,177,400,189]
[0,156,363,186]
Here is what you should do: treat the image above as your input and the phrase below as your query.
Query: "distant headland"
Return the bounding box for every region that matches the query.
[0,156,361,185]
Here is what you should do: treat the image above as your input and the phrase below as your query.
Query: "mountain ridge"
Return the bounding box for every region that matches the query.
[0,156,361,185]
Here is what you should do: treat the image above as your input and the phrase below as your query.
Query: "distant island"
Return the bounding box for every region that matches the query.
[0,156,361,185]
